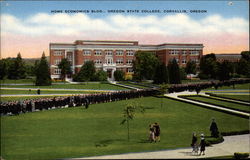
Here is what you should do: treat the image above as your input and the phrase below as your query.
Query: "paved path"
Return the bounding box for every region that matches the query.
[73,134,249,159]
[164,91,250,118]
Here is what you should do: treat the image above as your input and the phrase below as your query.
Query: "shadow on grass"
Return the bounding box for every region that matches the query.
[94,139,125,147]
[137,138,153,143]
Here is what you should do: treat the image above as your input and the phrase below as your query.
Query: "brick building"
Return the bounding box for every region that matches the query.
[215,54,241,63]
[50,40,203,80]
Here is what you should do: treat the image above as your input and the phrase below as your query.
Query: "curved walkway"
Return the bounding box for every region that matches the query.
[73,134,249,159]
[164,91,250,118]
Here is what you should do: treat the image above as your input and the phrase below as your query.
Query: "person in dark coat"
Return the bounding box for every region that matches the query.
[199,134,206,155]
[191,132,198,154]
[210,118,219,138]
[37,89,40,95]
[154,122,161,142]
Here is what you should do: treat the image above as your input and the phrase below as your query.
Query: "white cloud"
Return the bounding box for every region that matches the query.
[1,13,248,37]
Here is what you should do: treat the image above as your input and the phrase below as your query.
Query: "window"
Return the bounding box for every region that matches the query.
[54,51,63,56]
[190,51,199,55]
[105,50,113,56]
[106,59,113,64]
[126,50,134,56]
[126,59,133,65]
[94,50,102,56]
[67,55,72,61]
[54,59,61,65]
[182,51,187,55]
[116,59,123,64]
[191,59,199,63]
[84,59,91,64]
[182,59,186,64]
[54,68,61,74]
[94,59,102,65]
[127,68,134,73]
[83,50,91,55]
[116,50,124,56]
[170,50,179,55]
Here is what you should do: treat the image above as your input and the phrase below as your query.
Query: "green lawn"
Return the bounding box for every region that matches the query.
[118,81,149,89]
[1,97,248,160]
[0,79,35,84]
[1,83,128,90]
[205,83,250,90]
[183,96,249,113]
[0,89,101,95]
[210,94,250,102]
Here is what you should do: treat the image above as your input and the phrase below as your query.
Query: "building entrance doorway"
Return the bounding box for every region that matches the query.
[107,69,112,78]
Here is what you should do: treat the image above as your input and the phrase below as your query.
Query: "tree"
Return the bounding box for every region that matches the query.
[0,60,7,80]
[180,67,187,80]
[185,61,197,75]
[153,62,168,84]
[35,52,51,86]
[94,70,107,81]
[199,53,218,79]
[236,51,250,77]
[114,70,125,81]
[58,58,72,81]
[168,59,181,84]
[133,51,160,81]
[120,103,145,141]
[74,61,96,82]
[217,60,231,81]
[7,53,26,79]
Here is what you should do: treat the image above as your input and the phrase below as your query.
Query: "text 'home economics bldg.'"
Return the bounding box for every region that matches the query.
[50,40,203,80]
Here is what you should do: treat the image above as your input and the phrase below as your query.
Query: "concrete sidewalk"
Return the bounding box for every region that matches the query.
[73,134,249,159]
[164,91,250,118]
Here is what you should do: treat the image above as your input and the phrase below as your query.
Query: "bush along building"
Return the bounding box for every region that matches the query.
[50,40,203,81]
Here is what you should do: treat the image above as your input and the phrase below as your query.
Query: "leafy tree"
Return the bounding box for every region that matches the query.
[168,59,181,84]
[153,62,168,84]
[7,53,26,79]
[133,51,160,81]
[58,58,72,81]
[74,61,96,82]
[94,70,107,81]
[120,103,145,141]
[114,70,125,81]
[180,67,187,80]
[185,61,197,75]
[35,52,51,86]
[236,51,250,77]
[217,60,231,81]
[199,53,218,79]
[0,60,7,80]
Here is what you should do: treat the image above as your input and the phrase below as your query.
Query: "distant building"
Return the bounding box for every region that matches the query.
[215,54,241,63]
[49,40,203,80]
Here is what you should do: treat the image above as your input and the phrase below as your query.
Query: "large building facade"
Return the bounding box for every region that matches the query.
[50,40,203,80]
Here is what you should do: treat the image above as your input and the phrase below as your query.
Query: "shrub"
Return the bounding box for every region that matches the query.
[234,152,249,159]
[114,70,125,81]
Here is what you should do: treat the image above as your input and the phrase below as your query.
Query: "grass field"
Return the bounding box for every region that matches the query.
[205,83,250,90]
[1,97,248,160]
[118,81,149,89]
[183,96,249,113]
[210,94,250,102]
[0,79,69,84]
[1,83,128,90]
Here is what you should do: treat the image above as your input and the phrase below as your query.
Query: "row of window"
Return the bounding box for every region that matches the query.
[83,59,133,65]
[172,58,199,64]
[170,50,200,55]
[53,68,133,74]
[83,50,134,56]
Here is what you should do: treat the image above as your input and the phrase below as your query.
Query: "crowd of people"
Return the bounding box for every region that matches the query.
[0,89,159,116]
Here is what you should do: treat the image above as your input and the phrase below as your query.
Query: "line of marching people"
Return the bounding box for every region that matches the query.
[0,89,159,116]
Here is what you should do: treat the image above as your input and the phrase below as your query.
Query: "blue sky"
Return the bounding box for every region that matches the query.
[1,0,249,20]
